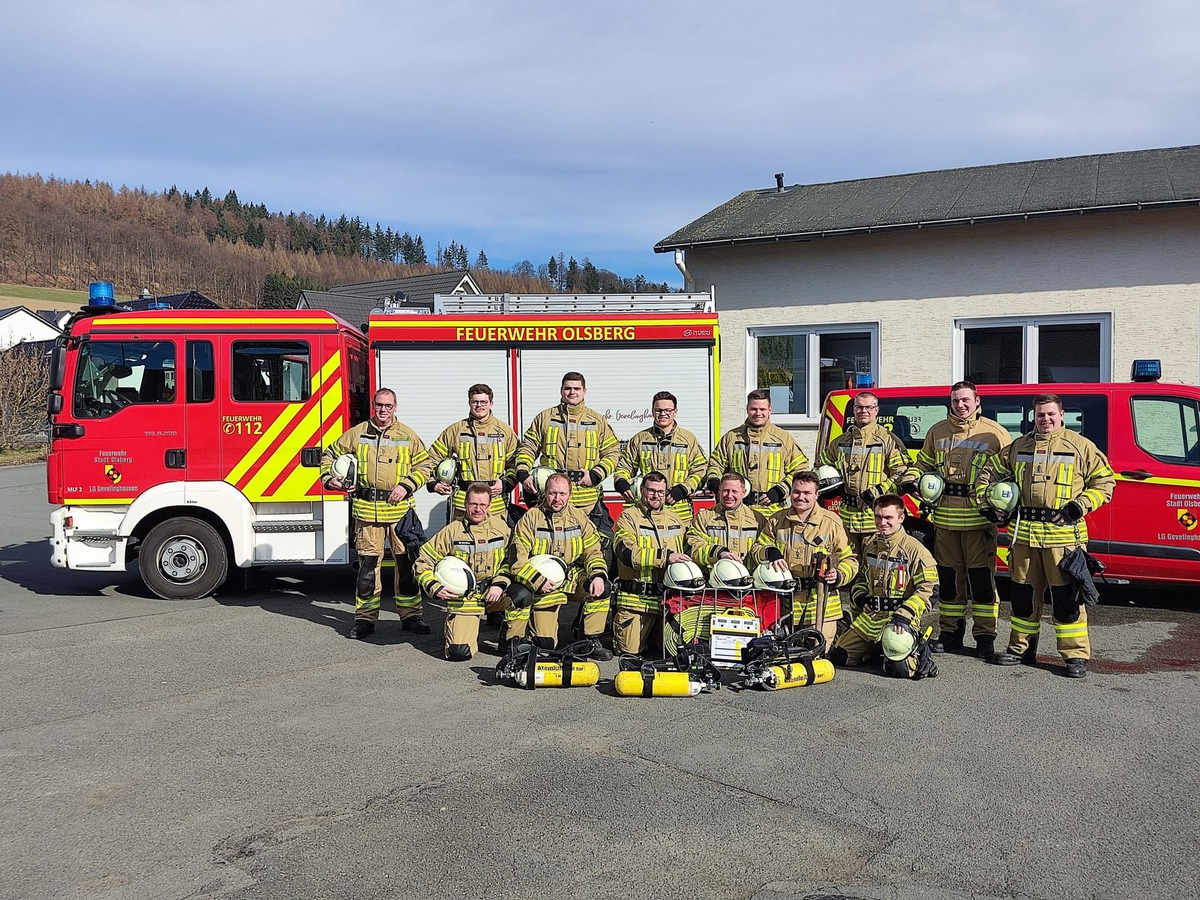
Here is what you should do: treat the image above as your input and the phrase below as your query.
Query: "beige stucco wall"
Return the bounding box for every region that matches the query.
[683,208,1200,457]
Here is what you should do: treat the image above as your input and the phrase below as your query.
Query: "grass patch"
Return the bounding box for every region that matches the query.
[0,283,86,306]
[0,445,48,467]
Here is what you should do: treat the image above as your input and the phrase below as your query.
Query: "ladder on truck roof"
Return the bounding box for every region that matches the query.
[375,292,715,316]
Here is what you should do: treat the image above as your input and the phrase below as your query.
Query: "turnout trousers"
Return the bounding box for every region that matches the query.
[933,526,999,639]
[354,521,421,623]
[1005,543,1090,661]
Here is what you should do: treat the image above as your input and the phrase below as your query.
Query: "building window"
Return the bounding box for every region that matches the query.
[1132,396,1200,465]
[954,314,1110,384]
[749,325,877,422]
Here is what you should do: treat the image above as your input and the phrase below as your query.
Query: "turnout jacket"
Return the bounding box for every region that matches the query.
[906,412,1011,531]
[515,402,620,510]
[614,503,688,612]
[613,424,707,521]
[705,420,809,515]
[321,418,431,523]
[685,503,766,568]
[818,421,908,533]
[848,529,938,632]
[428,413,519,516]
[976,426,1115,549]
[510,503,607,595]
[750,505,858,588]
[414,514,512,615]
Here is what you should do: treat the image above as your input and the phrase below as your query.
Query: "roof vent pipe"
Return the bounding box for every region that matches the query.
[775,173,786,193]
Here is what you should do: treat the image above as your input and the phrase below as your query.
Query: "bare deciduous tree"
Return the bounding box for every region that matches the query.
[0,345,49,449]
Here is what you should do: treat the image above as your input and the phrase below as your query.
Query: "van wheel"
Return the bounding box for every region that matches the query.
[141,518,229,600]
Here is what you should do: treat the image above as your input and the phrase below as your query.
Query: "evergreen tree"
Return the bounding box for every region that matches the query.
[475,250,488,269]
[547,255,557,286]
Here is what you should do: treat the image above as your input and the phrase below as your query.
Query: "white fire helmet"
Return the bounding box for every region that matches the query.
[526,554,568,591]
[985,481,1021,515]
[664,560,706,592]
[708,558,753,592]
[816,465,843,496]
[918,472,946,506]
[753,562,796,592]
[433,556,476,598]
[434,458,459,486]
[330,453,357,485]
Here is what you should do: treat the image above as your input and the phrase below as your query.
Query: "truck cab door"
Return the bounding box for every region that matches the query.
[61,337,187,502]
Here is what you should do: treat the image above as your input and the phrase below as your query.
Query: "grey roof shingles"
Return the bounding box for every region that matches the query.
[655,145,1200,251]
[299,270,478,327]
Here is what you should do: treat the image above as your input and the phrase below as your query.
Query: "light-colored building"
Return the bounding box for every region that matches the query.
[0,306,61,352]
[656,145,1200,454]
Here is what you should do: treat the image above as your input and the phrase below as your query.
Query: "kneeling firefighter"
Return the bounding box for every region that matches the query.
[503,472,612,661]
[414,482,512,661]
[831,494,939,680]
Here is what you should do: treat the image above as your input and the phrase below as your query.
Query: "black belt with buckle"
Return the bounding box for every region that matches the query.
[941,482,971,498]
[360,487,395,501]
[564,469,587,483]
[1018,506,1057,522]
[619,579,662,596]
[867,596,903,612]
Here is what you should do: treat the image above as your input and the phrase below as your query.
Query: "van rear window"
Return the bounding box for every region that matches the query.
[870,394,1108,453]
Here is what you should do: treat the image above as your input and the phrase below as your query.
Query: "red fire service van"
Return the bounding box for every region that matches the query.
[46,284,718,599]
[817,371,1200,585]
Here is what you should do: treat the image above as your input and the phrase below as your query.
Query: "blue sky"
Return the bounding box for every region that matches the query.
[4,1,1198,287]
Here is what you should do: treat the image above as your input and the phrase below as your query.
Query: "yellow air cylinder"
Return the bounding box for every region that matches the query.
[614,670,702,697]
[513,660,600,688]
[761,658,835,690]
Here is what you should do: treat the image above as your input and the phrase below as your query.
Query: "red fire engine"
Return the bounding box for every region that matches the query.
[46,284,718,599]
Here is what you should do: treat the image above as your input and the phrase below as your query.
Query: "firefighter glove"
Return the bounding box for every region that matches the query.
[668,484,690,504]
[765,486,786,505]
[978,506,1005,524]
[1052,500,1085,526]
[613,477,632,494]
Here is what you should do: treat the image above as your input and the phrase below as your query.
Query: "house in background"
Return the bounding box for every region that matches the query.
[297,270,481,332]
[656,145,1200,453]
[0,306,62,352]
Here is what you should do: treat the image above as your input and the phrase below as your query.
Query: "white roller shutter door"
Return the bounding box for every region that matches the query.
[376,347,511,531]
[517,347,714,492]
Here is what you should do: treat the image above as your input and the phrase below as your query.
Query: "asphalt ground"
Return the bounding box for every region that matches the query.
[2,461,1198,900]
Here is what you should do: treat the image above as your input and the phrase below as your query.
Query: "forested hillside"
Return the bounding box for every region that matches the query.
[0,174,668,307]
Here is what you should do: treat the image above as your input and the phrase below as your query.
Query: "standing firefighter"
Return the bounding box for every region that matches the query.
[686,471,765,573]
[612,471,691,655]
[977,393,1115,678]
[505,473,612,660]
[514,372,620,538]
[414,483,511,661]
[322,388,433,639]
[818,391,909,560]
[427,383,519,521]
[750,471,858,652]
[832,495,939,680]
[613,391,708,523]
[902,381,1011,659]
[706,389,809,517]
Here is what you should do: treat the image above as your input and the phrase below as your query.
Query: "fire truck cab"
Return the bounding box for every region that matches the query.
[47,295,369,599]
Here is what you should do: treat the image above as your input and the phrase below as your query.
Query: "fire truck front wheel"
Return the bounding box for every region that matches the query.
[140,518,229,600]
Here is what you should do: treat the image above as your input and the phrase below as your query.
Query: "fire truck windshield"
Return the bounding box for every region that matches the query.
[73,340,176,417]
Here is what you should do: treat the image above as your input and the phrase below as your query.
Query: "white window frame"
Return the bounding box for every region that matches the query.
[952,313,1112,384]
[746,322,880,425]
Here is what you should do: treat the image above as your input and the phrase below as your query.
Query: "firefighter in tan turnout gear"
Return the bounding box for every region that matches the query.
[706,389,809,517]
[750,471,858,652]
[612,472,690,655]
[514,371,620,536]
[977,393,1115,678]
[504,473,612,660]
[832,495,939,679]
[685,471,765,573]
[427,383,518,521]
[613,391,707,523]
[414,482,511,661]
[902,381,1011,659]
[321,388,433,639]
[818,391,909,561]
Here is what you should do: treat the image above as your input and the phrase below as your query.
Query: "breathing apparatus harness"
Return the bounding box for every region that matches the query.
[495,639,600,690]
[738,627,829,690]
